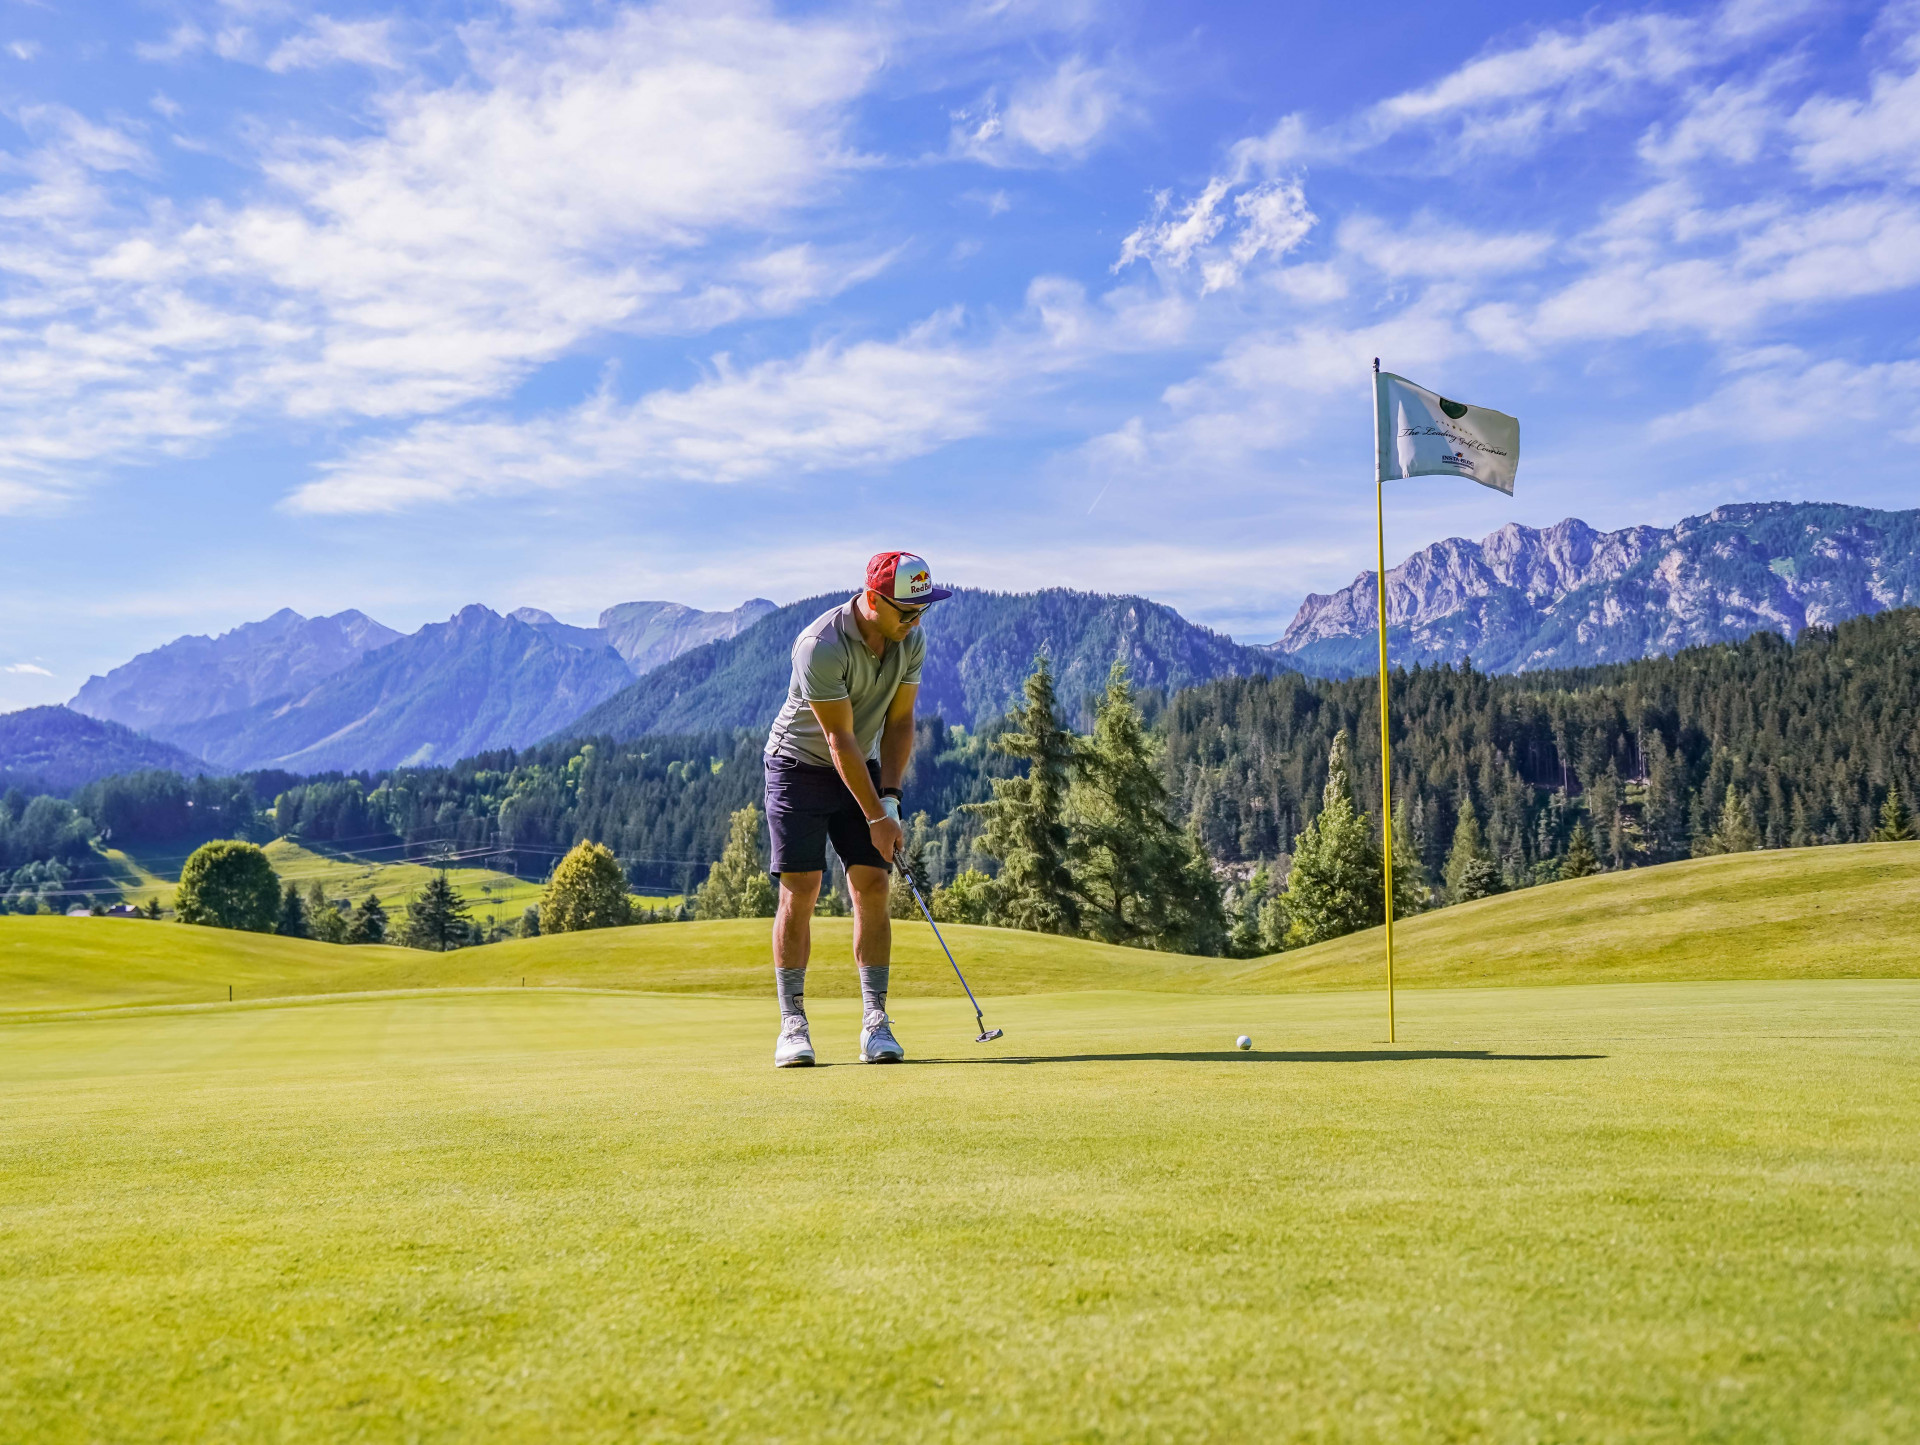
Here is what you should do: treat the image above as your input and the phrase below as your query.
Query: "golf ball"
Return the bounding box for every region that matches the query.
[1235,1035,1252,1051]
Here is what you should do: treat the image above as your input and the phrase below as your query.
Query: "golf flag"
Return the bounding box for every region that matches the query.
[1375,371,1520,495]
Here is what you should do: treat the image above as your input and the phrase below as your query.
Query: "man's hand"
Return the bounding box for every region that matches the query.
[870,813,905,865]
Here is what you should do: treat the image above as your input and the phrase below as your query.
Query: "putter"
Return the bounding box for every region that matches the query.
[895,848,1003,1043]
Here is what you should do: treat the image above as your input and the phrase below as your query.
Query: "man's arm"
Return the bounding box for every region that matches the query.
[808,695,905,863]
[878,682,917,794]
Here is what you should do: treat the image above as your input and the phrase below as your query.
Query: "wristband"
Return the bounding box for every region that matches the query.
[880,786,903,801]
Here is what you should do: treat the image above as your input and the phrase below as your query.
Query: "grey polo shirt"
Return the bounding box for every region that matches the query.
[764,598,925,767]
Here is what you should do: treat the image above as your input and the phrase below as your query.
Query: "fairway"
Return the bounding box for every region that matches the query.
[4,981,1917,1442]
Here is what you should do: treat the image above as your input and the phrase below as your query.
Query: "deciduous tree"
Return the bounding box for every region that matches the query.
[174,840,280,933]
[540,840,635,932]
[694,806,776,919]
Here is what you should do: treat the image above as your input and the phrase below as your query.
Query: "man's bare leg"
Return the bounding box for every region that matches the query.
[772,872,820,1066]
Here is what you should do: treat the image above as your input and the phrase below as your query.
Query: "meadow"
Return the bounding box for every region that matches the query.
[3,843,1917,1441]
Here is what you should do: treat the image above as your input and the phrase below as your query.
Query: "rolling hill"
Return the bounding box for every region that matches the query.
[6,841,1912,1020]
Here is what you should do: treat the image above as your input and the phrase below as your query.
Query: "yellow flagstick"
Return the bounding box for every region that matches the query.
[1372,357,1396,1044]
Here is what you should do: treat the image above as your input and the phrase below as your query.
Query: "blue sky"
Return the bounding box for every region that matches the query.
[3,0,1918,708]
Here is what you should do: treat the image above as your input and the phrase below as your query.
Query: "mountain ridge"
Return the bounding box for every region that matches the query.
[560,587,1283,741]
[1273,501,1920,674]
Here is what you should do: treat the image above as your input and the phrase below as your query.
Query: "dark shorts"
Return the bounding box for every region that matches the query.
[764,754,890,878]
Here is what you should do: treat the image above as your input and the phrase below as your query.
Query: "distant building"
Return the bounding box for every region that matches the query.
[65,905,91,917]
[104,903,142,918]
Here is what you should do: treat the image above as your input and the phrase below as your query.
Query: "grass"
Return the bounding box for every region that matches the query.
[4,843,1918,1440]
[7,842,1917,1021]
[3,984,1916,1441]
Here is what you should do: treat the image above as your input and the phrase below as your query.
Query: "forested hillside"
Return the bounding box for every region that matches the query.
[1174,606,1920,886]
[563,588,1275,739]
[7,610,1914,920]
[0,707,210,792]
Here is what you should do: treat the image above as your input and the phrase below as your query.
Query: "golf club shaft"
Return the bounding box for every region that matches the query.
[897,852,989,1029]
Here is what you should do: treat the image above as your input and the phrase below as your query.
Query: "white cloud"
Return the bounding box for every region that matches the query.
[1336,214,1554,278]
[284,274,1184,514]
[266,16,401,73]
[3,663,52,676]
[1790,25,1920,184]
[0,1,887,510]
[1650,352,1920,441]
[1115,177,1314,292]
[951,56,1123,165]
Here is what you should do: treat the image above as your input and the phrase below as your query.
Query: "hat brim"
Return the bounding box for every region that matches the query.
[911,586,954,603]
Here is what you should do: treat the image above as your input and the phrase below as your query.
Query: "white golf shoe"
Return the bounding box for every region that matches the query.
[859,1010,905,1064]
[774,1015,816,1068]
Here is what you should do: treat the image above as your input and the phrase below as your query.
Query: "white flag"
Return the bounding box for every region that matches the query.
[1375,371,1519,495]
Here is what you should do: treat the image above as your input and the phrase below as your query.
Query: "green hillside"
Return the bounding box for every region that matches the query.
[6,842,1916,1021]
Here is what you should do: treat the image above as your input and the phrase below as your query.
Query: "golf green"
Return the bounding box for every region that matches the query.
[4,981,1916,1441]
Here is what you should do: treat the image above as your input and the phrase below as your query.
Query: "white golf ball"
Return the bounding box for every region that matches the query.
[1235,1035,1252,1051]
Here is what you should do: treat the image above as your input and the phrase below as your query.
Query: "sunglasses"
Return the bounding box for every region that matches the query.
[877,593,930,620]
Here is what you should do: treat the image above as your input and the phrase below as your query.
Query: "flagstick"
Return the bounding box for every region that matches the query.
[1372,357,1396,1044]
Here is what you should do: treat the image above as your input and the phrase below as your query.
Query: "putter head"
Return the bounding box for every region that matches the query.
[976,1028,1004,1043]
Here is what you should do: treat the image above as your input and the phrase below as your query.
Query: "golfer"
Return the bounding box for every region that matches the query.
[763,551,951,1067]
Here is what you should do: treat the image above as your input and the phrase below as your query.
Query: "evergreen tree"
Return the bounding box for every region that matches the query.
[276,878,309,936]
[401,872,472,951]
[1226,863,1275,957]
[519,904,541,938]
[1873,785,1915,842]
[971,654,1080,936]
[1279,731,1382,947]
[143,896,162,920]
[1069,665,1226,953]
[1706,786,1760,854]
[1391,794,1430,915]
[1443,803,1503,903]
[694,805,777,919]
[1560,821,1598,879]
[347,893,388,945]
[175,840,280,933]
[541,840,635,932]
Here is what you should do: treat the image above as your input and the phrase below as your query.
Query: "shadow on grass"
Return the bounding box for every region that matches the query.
[910,1049,1607,1065]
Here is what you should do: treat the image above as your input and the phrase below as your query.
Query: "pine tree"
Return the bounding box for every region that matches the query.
[1443,803,1503,903]
[1279,731,1382,947]
[142,897,162,920]
[1873,785,1915,842]
[694,805,777,919]
[1069,664,1226,953]
[541,840,635,931]
[401,872,472,951]
[1708,785,1760,854]
[347,893,388,945]
[275,880,309,938]
[1391,794,1429,916]
[971,654,1080,936]
[1560,821,1598,879]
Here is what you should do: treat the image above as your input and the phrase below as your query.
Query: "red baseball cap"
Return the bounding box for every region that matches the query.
[866,551,953,605]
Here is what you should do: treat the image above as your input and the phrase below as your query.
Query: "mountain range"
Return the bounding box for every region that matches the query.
[20,499,1920,786]
[63,597,776,776]
[564,588,1281,741]
[1272,501,1920,674]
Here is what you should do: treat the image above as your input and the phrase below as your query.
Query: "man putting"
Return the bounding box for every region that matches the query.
[763,551,951,1067]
